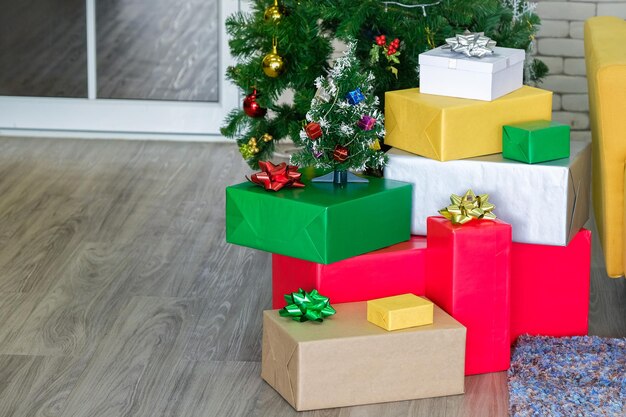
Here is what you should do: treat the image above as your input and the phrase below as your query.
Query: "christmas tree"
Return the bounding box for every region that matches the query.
[290,41,387,180]
[221,1,334,168]
[222,0,547,169]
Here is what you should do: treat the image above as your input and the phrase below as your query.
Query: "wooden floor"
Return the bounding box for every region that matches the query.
[0,137,623,417]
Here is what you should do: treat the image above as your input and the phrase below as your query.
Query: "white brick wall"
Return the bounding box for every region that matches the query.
[535,0,625,138]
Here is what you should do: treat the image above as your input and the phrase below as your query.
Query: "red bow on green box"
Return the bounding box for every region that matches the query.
[249,161,305,191]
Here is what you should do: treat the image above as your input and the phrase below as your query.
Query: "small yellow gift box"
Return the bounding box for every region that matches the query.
[367,293,434,331]
[385,86,553,161]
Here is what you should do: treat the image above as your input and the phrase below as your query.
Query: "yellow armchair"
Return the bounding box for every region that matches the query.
[584,16,626,278]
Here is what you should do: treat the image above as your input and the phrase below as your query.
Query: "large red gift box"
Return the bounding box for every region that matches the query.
[510,228,591,342]
[426,216,512,375]
[272,236,426,309]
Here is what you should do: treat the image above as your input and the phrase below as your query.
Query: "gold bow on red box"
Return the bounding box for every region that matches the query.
[439,189,496,224]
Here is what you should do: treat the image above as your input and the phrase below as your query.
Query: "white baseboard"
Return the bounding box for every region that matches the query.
[0,128,229,142]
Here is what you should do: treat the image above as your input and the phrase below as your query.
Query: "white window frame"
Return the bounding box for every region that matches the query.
[0,0,241,141]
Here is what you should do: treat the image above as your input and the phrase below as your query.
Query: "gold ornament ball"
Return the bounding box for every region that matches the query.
[262,50,285,78]
[264,3,283,21]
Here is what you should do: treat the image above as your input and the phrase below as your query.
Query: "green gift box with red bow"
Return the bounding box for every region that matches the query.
[226,167,412,264]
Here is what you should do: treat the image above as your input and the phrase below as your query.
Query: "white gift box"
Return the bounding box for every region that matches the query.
[385,141,591,246]
[419,46,525,101]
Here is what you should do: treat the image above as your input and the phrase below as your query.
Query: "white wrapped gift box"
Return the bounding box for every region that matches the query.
[384,141,591,246]
[419,46,526,101]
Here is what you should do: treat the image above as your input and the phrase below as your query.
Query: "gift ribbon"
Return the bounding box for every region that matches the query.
[443,30,496,58]
[439,189,496,224]
[249,161,305,191]
[279,288,336,322]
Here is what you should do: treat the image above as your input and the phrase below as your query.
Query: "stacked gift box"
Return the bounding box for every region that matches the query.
[227,166,468,410]
[385,37,592,374]
[225,34,592,411]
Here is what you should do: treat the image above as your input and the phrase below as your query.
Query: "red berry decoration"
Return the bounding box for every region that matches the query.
[305,122,323,140]
[333,145,349,162]
[386,38,400,56]
[243,89,267,118]
[375,35,386,46]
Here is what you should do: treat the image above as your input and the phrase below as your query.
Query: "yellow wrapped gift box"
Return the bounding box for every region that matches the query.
[385,86,553,161]
[367,293,434,331]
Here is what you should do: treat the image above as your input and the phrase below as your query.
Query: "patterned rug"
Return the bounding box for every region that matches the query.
[508,335,626,416]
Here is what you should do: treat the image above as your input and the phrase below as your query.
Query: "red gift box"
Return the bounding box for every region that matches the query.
[272,236,426,309]
[426,216,512,375]
[510,228,591,342]
[305,122,323,140]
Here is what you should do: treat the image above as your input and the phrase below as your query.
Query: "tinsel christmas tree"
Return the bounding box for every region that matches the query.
[290,41,387,178]
[222,0,547,169]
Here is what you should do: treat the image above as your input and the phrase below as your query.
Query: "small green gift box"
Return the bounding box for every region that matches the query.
[226,168,412,264]
[502,120,570,164]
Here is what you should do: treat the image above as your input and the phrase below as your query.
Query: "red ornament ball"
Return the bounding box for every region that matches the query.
[243,89,267,118]
[333,145,349,162]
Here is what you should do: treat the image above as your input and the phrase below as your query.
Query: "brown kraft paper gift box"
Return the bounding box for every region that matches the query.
[261,301,466,411]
